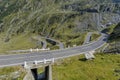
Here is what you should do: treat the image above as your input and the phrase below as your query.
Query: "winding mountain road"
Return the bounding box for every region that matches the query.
[0,33,108,68]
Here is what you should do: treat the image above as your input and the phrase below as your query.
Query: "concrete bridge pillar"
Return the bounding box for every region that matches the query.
[44,65,52,80]
[23,68,38,80]
[23,65,53,80]
[23,59,54,80]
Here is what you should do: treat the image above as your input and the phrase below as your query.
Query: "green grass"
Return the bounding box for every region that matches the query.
[0,66,25,80]
[91,32,101,41]
[53,54,120,80]
[107,24,117,34]
[0,33,37,54]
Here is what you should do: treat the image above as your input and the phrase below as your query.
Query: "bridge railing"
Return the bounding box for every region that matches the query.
[24,58,55,69]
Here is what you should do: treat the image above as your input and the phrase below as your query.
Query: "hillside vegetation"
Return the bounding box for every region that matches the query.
[105,22,120,53]
[0,0,101,51]
[0,0,119,52]
[0,0,120,80]
[52,54,120,80]
[109,22,120,41]
[0,0,118,41]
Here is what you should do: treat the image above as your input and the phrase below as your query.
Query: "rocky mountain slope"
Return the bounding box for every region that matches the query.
[0,0,119,51]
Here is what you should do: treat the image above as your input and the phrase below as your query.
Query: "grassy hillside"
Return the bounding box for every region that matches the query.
[0,0,102,53]
[0,0,119,52]
[52,54,120,80]
[0,0,120,80]
[0,0,116,41]
[0,33,37,53]
[0,0,26,21]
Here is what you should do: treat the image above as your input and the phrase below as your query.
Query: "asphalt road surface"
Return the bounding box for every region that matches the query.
[0,33,108,68]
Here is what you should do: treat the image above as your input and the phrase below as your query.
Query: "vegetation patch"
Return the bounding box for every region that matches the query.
[53,54,120,80]
[91,32,101,41]
[0,33,36,54]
